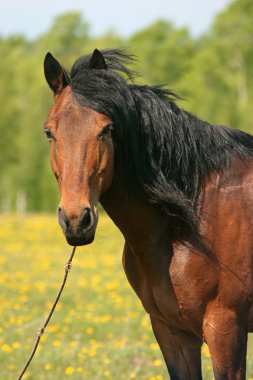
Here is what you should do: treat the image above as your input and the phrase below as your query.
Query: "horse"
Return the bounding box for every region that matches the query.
[43,48,253,380]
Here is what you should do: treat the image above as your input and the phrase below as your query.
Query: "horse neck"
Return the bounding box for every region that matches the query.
[100,183,169,252]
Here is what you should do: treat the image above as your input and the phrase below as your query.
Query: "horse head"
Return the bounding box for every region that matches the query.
[44,50,114,246]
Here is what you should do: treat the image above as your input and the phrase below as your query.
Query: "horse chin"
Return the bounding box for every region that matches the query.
[66,235,95,246]
[65,231,95,246]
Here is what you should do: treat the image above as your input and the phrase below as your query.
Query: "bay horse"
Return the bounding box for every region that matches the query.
[43,48,253,380]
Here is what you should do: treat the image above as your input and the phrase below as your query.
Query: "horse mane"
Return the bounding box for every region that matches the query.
[69,49,253,250]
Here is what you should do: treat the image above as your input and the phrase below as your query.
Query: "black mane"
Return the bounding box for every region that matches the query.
[69,49,253,249]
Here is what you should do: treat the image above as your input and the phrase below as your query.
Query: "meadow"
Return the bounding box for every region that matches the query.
[1,214,253,380]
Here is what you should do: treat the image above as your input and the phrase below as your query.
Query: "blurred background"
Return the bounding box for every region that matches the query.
[1,0,253,214]
[1,1,253,379]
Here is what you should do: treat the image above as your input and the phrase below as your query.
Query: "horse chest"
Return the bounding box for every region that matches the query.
[122,242,215,333]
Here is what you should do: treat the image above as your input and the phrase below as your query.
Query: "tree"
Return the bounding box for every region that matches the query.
[130,20,195,87]
[182,0,253,132]
[37,12,91,65]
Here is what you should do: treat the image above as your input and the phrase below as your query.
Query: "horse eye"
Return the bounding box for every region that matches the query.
[99,124,113,140]
[44,128,54,140]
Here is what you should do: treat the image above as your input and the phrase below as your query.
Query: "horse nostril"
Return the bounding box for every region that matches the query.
[80,208,93,230]
[58,207,70,229]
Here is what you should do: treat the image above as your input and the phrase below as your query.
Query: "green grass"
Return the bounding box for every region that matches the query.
[0,214,253,380]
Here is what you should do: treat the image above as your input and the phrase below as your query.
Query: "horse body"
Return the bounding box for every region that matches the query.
[43,48,253,379]
[101,158,253,379]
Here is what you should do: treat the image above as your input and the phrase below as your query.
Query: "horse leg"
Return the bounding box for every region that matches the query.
[150,317,203,380]
[203,304,248,380]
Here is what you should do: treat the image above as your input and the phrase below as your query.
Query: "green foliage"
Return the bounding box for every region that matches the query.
[130,20,194,86]
[37,12,90,61]
[1,1,253,212]
[181,0,253,130]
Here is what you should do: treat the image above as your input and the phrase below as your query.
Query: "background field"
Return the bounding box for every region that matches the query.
[0,214,253,380]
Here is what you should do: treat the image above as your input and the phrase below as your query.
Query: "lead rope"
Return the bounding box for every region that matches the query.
[16,246,77,380]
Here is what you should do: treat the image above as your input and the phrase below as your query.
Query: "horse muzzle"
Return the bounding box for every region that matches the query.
[58,206,98,246]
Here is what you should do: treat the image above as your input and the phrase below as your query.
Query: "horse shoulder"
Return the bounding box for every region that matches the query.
[200,158,253,303]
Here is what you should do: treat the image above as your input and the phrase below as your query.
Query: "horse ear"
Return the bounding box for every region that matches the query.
[44,52,68,94]
[89,49,107,70]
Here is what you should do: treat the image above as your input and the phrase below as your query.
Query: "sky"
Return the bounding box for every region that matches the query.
[0,0,232,39]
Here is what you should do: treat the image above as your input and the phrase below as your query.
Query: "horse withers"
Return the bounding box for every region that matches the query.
[44,48,253,379]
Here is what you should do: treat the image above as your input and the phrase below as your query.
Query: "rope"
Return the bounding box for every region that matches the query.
[16,246,77,380]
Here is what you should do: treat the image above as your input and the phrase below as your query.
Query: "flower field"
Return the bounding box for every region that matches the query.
[1,214,253,380]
